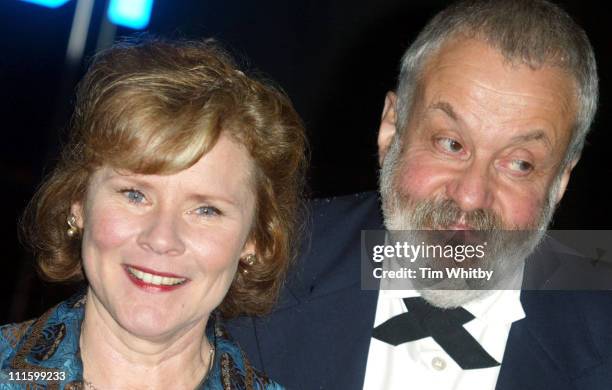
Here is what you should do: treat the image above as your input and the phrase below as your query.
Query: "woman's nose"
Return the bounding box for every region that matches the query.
[136,208,186,256]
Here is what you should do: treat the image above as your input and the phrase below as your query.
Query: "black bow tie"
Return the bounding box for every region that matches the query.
[372,297,500,370]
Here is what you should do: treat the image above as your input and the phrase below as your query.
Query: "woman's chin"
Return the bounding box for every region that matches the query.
[116,305,179,340]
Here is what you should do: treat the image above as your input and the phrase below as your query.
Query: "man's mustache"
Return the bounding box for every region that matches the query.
[404,198,503,230]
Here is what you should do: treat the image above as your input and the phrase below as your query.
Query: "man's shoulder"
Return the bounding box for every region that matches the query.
[301,191,383,257]
[285,192,383,295]
[307,191,381,225]
[502,290,612,388]
[225,194,383,389]
[520,290,612,335]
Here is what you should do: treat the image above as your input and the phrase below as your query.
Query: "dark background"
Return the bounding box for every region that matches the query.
[0,0,610,324]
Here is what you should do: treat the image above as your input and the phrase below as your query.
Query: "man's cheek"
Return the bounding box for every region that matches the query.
[501,196,545,228]
[396,159,448,200]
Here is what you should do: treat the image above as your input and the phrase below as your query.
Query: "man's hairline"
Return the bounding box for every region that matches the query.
[393,34,582,171]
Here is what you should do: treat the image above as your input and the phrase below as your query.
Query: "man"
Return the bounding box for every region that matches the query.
[228,0,612,389]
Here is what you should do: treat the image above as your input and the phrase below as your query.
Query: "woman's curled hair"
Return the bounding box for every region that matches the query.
[20,37,307,318]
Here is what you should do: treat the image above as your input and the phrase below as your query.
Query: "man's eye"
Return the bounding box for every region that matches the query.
[437,137,463,153]
[193,206,221,217]
[120,189,146,204]
[509,160,533,173]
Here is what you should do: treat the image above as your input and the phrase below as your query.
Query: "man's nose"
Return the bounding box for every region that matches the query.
[445,160,494,212]
[137,208,186,256]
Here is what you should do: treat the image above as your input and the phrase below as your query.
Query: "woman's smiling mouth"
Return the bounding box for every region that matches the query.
[123,265,189,291]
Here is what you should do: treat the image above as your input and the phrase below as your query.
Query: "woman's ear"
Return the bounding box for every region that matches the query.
[240,240,256,260]
[70,201,85,229]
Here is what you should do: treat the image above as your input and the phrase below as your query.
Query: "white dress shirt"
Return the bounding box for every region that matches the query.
[363,289,525,390]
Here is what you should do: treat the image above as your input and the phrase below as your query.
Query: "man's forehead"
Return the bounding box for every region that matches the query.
[422,37,576,92]
[413,38,577,143]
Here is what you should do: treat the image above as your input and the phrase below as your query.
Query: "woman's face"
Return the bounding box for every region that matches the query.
[72,134,256,341]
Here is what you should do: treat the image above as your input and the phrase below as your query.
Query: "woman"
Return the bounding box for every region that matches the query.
[0,37,306,389]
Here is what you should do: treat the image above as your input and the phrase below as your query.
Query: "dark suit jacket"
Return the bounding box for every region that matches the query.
[227,192,612,390]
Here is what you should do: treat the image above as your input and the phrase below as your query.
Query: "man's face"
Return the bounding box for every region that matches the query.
[377,39,578,306]
[379,38,577,231]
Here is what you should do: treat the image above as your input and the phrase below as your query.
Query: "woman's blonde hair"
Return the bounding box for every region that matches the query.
[21,37,307,318]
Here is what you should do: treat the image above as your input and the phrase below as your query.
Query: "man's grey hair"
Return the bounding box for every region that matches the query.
[395,0,598,168]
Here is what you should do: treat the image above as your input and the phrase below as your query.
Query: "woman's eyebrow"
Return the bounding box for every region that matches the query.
[186,193,240,207]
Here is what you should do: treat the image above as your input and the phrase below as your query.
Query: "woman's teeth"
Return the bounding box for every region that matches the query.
[127,267,186,286]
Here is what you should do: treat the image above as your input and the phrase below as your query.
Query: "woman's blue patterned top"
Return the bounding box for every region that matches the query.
[0,291,284,390]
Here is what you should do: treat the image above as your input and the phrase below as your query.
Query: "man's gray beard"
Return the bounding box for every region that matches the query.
[379,136,560,308]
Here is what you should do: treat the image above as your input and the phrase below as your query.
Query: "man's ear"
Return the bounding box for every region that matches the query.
[70,202,85,229]
[378,91,398,166]
[554,158,579,205]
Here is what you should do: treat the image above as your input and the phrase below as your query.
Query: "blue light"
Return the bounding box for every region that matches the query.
[107,0,154,30]
[19,0,71,8]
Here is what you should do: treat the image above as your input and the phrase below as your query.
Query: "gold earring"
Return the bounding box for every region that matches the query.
[241,254,257,274]
[66,214,79,238]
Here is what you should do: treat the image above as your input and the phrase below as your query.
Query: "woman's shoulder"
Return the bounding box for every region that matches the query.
[206,316,285,390]
[0,319,36,363]
[0,291,86,389]
[1,292,86,357]
[0,319,38,387]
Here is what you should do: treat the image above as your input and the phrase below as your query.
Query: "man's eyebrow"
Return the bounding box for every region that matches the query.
[509,130,553,149]
[428,101,458,121]
[427,102,553,150]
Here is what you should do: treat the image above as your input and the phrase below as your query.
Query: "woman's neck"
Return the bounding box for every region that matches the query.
[79,288,213,390]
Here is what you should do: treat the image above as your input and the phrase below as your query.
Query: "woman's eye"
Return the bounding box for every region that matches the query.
[436,137,463,153]
[509,160,533,173]
[120,189,146,204]
[193,206,221,217]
